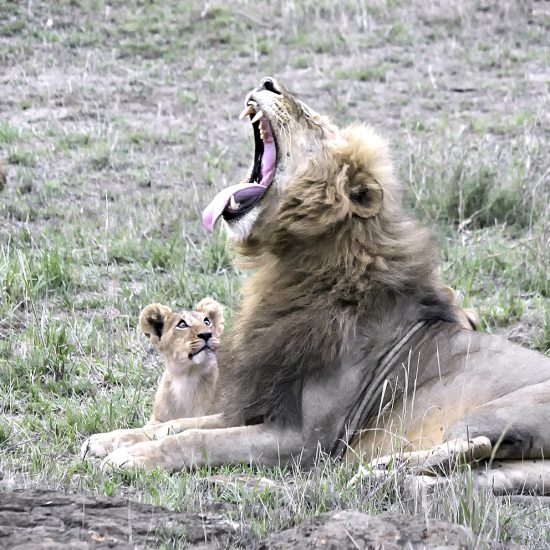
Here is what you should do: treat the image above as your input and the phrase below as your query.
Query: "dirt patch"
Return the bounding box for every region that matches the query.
[1,2,548,230]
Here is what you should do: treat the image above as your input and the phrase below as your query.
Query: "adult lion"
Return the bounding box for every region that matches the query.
[85,78,550,493]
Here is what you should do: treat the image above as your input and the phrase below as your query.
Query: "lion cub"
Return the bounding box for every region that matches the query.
[139,298,224,424]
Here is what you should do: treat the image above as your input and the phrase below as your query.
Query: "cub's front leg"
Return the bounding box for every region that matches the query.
[81,413,227,458]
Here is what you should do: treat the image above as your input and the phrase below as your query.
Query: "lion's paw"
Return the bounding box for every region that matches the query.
[81,433,115,459]
[101,441,163,471]
[81,429,151,459]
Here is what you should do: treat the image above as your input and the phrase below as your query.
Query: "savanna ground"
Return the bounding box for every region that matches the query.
[1,0,549,547]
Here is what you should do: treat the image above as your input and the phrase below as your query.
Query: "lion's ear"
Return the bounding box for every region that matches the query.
[441,285,480,331]
[195,298,225,335]
[441,285,458,303]
[462,308,480,331]
[346,171,383,219]
[333,125,391,220]
[139,304,172,344]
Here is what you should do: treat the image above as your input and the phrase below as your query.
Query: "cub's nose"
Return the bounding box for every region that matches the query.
[198,332,212,342]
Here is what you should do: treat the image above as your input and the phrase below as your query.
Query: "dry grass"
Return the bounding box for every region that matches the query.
[1,0,549,546]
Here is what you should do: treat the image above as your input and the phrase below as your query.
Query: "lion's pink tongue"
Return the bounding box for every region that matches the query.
[202,183,265,232]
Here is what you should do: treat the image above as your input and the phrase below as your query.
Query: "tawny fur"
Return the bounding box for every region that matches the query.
[85,80,550,498]
[218,124,463,426]
[140,298,224,423]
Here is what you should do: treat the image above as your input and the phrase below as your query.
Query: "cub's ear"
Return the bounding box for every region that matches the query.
[195,298,225,335]
[139,304,173,344]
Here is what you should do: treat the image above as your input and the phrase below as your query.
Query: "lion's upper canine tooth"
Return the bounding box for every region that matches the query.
[239,105,255,120]
[251,110,264,124]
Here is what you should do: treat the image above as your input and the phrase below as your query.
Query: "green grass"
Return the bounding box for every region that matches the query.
[1,0,549,547]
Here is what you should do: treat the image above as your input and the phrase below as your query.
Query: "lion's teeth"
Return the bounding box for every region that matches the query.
[239,105,255,120]
[251,110,264,124]
[229,195,239,211]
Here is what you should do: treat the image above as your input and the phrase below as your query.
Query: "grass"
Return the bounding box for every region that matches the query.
[1,0,549,547]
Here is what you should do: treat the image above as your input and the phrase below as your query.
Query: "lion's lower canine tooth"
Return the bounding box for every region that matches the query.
[239,105,255,119]
[229,195,239,210]
[251,110,264,124]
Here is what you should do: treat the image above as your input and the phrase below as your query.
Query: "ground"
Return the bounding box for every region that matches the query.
[0,0,549,547]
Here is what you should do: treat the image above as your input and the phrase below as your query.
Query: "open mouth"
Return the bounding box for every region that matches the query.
[202,103,277,231]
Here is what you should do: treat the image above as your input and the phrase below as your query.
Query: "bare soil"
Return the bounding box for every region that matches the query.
[1,2,548,234]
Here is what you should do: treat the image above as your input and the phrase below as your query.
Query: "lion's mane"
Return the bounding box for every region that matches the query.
[218,126,457,426]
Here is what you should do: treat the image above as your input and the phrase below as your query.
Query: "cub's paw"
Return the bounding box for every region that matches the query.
[81,429,152,459]
[101,441,164,471]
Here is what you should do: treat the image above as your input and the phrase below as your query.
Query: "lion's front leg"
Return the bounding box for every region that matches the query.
[81,427,156,458]
[81,413,228,458]
[101,424,304,471]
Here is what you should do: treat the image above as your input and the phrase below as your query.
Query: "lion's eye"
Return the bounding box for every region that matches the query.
[176,320,189,329]
[204,317,211,326]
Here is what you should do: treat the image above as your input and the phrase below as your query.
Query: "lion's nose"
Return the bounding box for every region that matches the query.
[258,77,281,95]
[198,332,212,342]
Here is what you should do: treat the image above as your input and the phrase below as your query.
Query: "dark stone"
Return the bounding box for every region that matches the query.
[0,489,244,549]
[257,510,512,550]
[0,491,516,549]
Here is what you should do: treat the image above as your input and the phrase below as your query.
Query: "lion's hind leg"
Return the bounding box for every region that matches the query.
[444,381,550,461]
[371,436,492,475]
[473,460,550,495]
[403,460,550,496]
[348,436,492,486]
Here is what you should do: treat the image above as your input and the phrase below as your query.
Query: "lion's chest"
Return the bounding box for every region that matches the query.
[300,358,368,455]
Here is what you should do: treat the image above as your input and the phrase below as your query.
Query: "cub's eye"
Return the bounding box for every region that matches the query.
[204,317,211,326]
[176,320,189,329]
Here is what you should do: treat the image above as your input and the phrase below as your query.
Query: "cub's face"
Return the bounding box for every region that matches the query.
[140,298,224,374]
